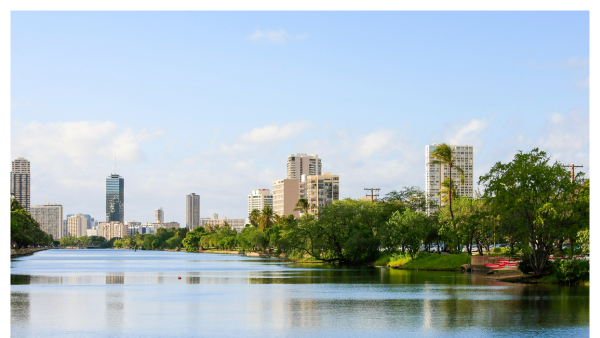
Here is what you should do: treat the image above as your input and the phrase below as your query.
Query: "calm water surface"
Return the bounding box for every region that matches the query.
[11,249,589,337]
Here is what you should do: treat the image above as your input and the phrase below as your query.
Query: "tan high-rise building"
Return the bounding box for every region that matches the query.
[30,203,63,240]
[305,172,340,214]
[186,193,201,230]
[425,144,474,214]
[272,179,303,218]
[11,157,31,211]
[286,153,322,179]
[67,214,88,238]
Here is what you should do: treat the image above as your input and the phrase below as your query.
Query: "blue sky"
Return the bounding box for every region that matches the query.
[11,11,589,223]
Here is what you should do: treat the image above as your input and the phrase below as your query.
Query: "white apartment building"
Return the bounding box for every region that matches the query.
[30,203,63,240]
[155,207,164,223]
[305,172,340,214]
[11,157,31,211]
[247,189,274,217]
[87,226,100,237]
[67,214,88,238]
[287,153,322,179]
[425,144,474,213]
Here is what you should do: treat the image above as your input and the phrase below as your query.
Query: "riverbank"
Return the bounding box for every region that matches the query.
[375,252,472,271]
[11,247,49,258]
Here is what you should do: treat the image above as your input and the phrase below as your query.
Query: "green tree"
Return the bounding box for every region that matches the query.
[259,205,275,232]
[479,148,586,275]
[428,143,465,219]
[248,209,261,227]
[182,227,207,252]
[385,209,428,259]
[294,198,311,218]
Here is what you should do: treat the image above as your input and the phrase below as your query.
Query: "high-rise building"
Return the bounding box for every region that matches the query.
[286,153,322,179]
[247,189,273,217]
[11,157,31,211]
[30,203,63,240]
[186,193,200,230]
[106,174,124,223]
[155,207,164,223]
[67,214,88,238]
[425,144,474,213]
[305,172,340,214]
[272,179,303,218]
[67,214,91,229]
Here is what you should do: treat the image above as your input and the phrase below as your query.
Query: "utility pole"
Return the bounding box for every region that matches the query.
[562,164,583,183]
[364,188,380,203]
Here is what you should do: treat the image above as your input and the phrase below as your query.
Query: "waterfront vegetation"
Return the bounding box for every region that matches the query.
[10,198,53,249]
[10,147,590,284]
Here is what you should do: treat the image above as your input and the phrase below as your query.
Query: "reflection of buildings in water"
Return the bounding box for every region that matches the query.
[287,298,321,329]
[155,276,164,284]
[106,276,124,284]
[186,277,200,284]
[10,292,30,324]
[422,283,433,331]
[105,292,124,328]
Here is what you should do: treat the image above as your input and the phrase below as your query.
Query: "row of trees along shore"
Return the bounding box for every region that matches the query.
[181,146,589,277]
[10,146,589,278]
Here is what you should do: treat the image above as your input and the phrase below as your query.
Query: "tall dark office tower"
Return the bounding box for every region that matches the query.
[11,157,31,211]
[106,174,124,223]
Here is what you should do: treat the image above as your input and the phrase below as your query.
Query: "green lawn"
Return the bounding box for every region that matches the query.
[400,253,471,271]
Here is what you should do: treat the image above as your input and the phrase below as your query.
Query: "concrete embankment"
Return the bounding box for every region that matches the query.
[11,247,49,258]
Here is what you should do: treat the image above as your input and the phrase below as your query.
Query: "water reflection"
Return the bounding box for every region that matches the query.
[10,249,589,337]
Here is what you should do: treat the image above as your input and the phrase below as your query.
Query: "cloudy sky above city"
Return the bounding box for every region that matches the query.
[10,11,589,223]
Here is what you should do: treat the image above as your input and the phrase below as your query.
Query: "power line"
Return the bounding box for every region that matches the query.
[364,188,380,203]
[562,164,583,183]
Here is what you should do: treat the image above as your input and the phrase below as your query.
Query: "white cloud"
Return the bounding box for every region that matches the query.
[441,118,490,152]
[247,29,306,44]
[238,121,312,144]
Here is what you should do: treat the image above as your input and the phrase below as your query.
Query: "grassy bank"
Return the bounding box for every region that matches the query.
[374,252,471,271]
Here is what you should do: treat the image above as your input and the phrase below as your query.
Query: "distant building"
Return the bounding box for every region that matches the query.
[200,217,246,233]
[425,144,474,214]
[247,189,273,219]
[67,214,88,238]
[99,221,128,240]
[305,172,340,214]
[287,153,322,179]
[359,195,377,202]
[155,207,164,223]
[272,179,303,218]
[11,157,31,211]
[186,193,200,230]
[146,221,181,230]
[30,203,63,240]
[66,214,91,229]
[106,174,124,223]
[129,225,156,236]
[62,220,68,238]
[87,226,100,237]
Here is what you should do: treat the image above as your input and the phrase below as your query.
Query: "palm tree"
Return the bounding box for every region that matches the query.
[249,209,261,227]
[259,205,274,232]
[436,178,458,204]
[428,143,465,219]
[294,198,310,218]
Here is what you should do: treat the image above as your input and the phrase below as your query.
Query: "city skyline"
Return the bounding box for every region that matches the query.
[10,11,589,222]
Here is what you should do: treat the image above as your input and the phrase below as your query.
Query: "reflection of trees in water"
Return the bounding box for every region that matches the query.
[11,274,30,285]
[11,292,30,325]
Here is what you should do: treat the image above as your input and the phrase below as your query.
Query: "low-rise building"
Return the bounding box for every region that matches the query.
[98,221,128,240]
[200,216,246,233]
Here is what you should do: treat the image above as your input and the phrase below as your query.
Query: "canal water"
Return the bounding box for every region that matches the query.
[11,249,589,337]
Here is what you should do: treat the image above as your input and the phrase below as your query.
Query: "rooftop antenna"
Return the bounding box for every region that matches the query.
[114,151,116,175]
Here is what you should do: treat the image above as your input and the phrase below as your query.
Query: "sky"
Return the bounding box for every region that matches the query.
[10,11,589,224]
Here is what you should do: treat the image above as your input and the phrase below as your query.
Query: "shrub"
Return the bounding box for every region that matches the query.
[415,250,431,260]
[552,259,589,284]
[493,247,502,254]
[518,255,551,275]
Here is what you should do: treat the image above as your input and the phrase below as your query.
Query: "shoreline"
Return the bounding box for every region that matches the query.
[11,247,49,258]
